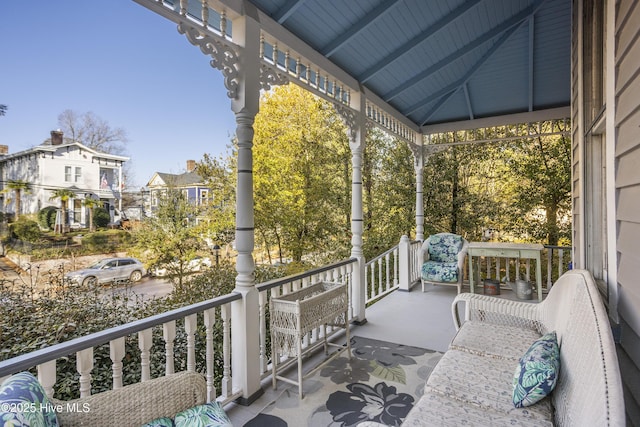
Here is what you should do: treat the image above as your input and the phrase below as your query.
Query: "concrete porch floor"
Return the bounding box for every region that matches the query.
[225,282,536,425]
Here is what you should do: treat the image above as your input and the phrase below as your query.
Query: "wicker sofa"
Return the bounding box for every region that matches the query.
[365,269,625,426]
[0,370,231,427]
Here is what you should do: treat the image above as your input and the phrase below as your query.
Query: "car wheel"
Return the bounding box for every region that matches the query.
[130,270,142,282]
[82,277,96,287]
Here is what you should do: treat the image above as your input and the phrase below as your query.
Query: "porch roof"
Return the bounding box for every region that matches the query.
[242,0,571,131]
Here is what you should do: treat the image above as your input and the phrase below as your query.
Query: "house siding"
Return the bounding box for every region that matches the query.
[615,0,640,422]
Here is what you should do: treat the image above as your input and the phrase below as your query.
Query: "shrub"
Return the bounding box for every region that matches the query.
[38,206,57,230]
[9,218,42,242]
[93,207,110,228]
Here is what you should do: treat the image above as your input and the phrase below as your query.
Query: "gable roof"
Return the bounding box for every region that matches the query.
[147,171,205,188]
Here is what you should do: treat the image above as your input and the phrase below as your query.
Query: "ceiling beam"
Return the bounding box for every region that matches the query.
[274,0,308,24]
[321,0,403,57]
[463,83,474,120]
[358,0,483,83]
[383,0,545,102]
[421,107,570,134]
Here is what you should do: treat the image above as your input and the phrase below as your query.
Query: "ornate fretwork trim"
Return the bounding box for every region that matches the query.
[259,64,289,91]
[178,22,240,99]
[423,144,449,157]
[334,104,358,143]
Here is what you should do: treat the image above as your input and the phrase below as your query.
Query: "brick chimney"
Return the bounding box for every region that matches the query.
[186,160,196,172]
[50,130,63,145]
[0,145,8,155]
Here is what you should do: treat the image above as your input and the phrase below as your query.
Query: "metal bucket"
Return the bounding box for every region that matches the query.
[483,279,500,295]
[515,279,532,300]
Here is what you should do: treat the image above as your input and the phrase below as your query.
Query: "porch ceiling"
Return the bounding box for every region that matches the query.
[246,0,571,132]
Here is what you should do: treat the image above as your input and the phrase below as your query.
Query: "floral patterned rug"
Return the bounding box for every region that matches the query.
[244,336,442,427]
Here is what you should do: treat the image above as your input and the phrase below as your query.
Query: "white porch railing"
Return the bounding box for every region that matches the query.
[364,237,422,302]
[0,237,423,409]
[0,293,242,405]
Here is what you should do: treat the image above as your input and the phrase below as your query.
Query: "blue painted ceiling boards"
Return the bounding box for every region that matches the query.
[248,0,570,128]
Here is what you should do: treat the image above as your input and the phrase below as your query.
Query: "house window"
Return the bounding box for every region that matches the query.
[582,0,608,299]
[65,166,72,182]
[73,199,82,224]
[200,190,208,205]
[75,167,82,182]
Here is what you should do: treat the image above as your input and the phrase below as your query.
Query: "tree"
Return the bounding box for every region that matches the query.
[252,84,350,263]
[50,188,76,233]
[3,180,31,219]
[133,188,205,289]
[195,152,237,248]
[502,130,572,245]
[57,110,128,154]
[83,197,102,232]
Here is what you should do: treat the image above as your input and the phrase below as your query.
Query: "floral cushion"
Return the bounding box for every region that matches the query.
[427,233,464,263]
[422,261,459,283]
[512,331,560,408]
[142,417,175,427]
[0,372,59,427]
[174,402,232,427]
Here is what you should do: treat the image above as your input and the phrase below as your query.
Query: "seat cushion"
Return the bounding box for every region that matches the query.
[427,234,463,263]
[403,389,553,427]
[422,261,458,283]
[450,321,541,360]
[0,372,59,427]
[425,349,553,423]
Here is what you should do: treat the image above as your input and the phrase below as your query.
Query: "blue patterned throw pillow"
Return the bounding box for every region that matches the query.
[141,417,175,427]
[174,402,232,427]
[512,331,560,407]
[0,372,60,427]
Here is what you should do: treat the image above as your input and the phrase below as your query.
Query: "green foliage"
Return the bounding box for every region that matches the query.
[132,188,206,288]
[81,230,131,252]
[93,207,110,228]
[0,262,288,401]
[38,206,58,230]
[253,84,351,263]
[9,218,42,242]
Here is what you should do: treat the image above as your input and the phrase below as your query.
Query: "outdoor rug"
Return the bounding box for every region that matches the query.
[244,336,443,427]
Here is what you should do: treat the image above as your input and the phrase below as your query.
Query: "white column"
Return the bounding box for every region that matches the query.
[414,152,424,241]
[398,235,411,291]
[348,94,367,324]
[230,13,263,405]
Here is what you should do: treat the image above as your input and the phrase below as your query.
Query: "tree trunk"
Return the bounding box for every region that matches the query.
[450,150,459,234]
[546,201,559,246]
[14,189,21,218]
[89,208,95,232]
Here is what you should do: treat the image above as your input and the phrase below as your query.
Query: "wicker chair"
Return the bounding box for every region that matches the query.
[420,233,469,294]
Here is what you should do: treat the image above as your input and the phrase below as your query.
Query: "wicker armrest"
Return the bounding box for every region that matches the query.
[451,292,542,331]
[52,371,206,427]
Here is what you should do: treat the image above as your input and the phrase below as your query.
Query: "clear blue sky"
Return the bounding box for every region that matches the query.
[0,0,236,188]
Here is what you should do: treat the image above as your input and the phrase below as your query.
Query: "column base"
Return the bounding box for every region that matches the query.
[234,386,264,406]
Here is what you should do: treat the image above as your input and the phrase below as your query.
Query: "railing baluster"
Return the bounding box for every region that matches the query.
[558,249,565,278]
[378,258,383,296]
[138,328,153,382]
[394,248,399,286]
[221,304,231,397]
[163,321,176,375]
[185,314,197,372]
[203,308,216,402]
[547,248,553,289]
[385,253,391,291]
[38,360,56,398]
[77,348,93,398]
[110,337,125,389]
[259,290,268,375]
